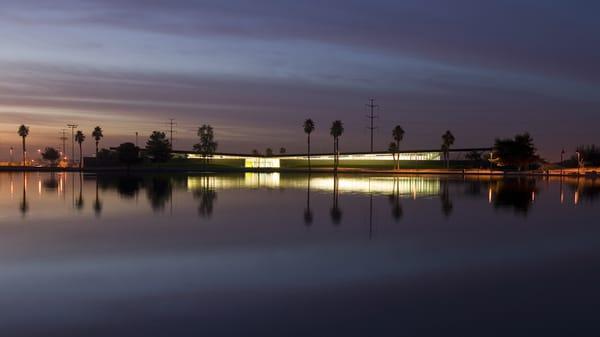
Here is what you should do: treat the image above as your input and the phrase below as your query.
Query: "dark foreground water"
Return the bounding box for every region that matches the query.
[1,172,599,337]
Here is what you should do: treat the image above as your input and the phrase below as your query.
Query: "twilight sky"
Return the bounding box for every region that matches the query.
[0,0,599,160]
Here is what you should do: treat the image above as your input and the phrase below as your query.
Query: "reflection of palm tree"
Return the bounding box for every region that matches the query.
[75,173,84,211]
[303,174,313,226]
[19,173,28,216]
[330,174,342,225]
[440,180,453,217]
[93,177,102,217]
[194,176,217,218]
[388,178,403,222]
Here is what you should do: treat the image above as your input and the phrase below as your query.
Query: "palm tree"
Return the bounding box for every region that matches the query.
[330,120,344,171]
[92,126,104,156]
[392,125,405,169]
[17,125,29,166]
[303,119,315,170]
[75,130,86,169]
[441,130,455,168]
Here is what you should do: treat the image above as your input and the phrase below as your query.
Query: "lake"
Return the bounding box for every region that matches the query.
[0,172,599,337]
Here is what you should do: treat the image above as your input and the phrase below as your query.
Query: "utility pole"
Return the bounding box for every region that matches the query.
[67,124,78,165]
[135,132,139,148]
[366,98,379,153]
[166,118,176,149]
[60,129,68,156]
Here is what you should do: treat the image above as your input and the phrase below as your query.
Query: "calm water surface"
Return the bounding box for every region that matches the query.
[1,172,599,337]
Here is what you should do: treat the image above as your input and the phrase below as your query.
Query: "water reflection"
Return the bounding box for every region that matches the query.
[146,176,172,211]
[19,173,28,216]
[75,173,84,211]
[3,173,599,222]
[330,174,342,225]
[490,178,538,215]
[192,176,217,218]
[93,178,102,217]
[440,180,453,218]
[304,175,313,226]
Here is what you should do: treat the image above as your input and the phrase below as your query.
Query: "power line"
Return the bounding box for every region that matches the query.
[60,129,68,155]
[67,124,78,164]
[165,118,177,149]
[366,98,379,153]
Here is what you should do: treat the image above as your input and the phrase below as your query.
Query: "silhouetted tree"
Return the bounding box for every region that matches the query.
[92,126,104,156]
[392,125,405,169]
[117,142,140,168]
[18,124,29,166]
[145,131,171,163]
[303,119,315,170]
[265,148,274,156]
[279,147,286,154]
[441,130,455,168]
[492,133,539,171]
[96,148,116,161]
[193,124,218,165]
[41,147,60,167]
[252,149,260,155]
[330,120,344,171]
[75,130,85,169]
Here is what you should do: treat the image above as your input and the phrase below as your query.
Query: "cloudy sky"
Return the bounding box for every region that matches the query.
[0,0,598,159]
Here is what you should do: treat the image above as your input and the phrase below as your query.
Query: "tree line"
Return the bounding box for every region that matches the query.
[9,121,594,171]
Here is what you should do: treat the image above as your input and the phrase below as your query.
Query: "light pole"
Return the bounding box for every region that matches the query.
[9,147,14,166]
[67,124,78,166]
[576,151,582,176]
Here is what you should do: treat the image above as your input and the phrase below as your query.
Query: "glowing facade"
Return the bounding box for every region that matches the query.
[185,151,442,169]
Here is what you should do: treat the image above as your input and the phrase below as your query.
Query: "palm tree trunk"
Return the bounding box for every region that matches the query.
[79,143,83,169]
[96,141,99,155]
[396,140,400,170]
[22,137,26,166]
[307,135,311,171]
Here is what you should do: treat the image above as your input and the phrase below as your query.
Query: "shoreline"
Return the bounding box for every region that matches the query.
[0,166,597,177]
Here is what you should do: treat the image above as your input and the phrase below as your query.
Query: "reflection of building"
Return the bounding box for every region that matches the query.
[187,174,440,197]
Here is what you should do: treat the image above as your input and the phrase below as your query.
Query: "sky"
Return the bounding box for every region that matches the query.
[0,0,599,160]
